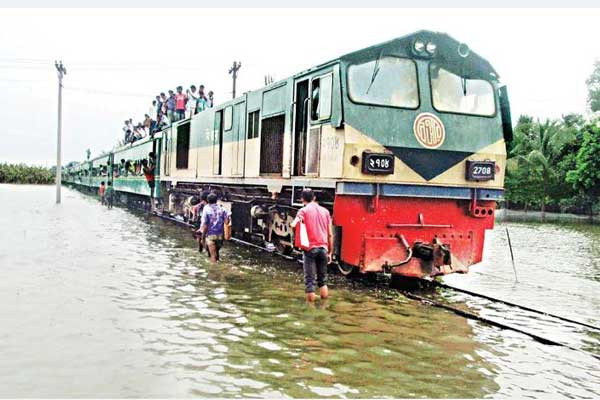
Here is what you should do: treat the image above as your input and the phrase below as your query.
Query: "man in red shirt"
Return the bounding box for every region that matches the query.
[174,86,187,121]
[142,154,155,211]
[291,189,333,302]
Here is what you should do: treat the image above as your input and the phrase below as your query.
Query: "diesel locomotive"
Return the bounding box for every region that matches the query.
[64,30,513,280]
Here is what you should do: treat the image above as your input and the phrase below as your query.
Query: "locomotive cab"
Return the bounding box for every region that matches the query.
[331,31,507,278]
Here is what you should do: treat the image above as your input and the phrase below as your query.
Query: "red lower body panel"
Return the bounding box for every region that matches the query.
[332,195,496,278]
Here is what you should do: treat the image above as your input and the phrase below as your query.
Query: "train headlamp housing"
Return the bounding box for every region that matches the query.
[413,40,425,54]
[412,39,436,58]
[425,42,437,55]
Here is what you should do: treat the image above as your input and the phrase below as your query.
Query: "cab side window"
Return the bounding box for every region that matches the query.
[310,73,333,122]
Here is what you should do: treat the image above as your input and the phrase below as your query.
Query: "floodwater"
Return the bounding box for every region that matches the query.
[0,184,598,398]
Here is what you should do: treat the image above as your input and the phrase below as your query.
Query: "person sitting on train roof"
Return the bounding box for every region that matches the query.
[131,124,141,143]
[166,90,176,123]
[174,86,187,122]
[198,193,231,263]
[158,112,170,130]
[122,119,132,143]
[186,85,198,118]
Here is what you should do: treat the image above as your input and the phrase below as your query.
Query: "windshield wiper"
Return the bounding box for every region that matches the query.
[461,77,468,96]
[366,51,384,95]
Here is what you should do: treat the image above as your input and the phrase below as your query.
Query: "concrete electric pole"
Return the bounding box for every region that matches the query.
[55,60,66,204]
[229,61,241,99]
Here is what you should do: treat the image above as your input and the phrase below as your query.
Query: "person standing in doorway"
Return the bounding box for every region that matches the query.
[142,155,155,211]
[291,189,332,302]
[198,193,231,263]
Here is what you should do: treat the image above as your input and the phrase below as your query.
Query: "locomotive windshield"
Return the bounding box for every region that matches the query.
[347,56,418,108]
[430,63,495,116]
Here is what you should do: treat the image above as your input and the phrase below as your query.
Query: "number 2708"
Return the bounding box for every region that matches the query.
[370,158,390,169]
[473,166,492,175]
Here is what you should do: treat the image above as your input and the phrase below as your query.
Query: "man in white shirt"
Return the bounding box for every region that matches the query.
[186,85,198,118]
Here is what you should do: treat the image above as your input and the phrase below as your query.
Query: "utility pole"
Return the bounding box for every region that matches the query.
[55,60,66,204]
[228,61,241,99]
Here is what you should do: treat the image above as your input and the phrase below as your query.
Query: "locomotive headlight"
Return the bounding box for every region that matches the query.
[458,42,470,58]
[413,40,425,53]
[425,42,437,54]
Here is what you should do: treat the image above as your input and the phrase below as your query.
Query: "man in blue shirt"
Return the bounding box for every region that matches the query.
[198,193,231,262]
[166,90,176,123]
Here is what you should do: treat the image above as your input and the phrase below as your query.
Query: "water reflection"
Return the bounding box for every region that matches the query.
[0,185,598,398]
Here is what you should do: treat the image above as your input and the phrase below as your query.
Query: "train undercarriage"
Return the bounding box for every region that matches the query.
[161,181,497,280]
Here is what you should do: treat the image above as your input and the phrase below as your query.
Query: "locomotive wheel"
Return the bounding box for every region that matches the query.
[337,262,356,276]
[390,274,429,290]
[275,240,293,256]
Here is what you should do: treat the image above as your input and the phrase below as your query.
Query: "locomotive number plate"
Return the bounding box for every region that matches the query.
[466,160,495,181]
[362,152,394,174]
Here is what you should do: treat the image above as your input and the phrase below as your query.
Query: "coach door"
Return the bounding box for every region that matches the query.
[213,110,224,175]
[231,101,246,176]
[292,79,309,175]
[163,127,171,176]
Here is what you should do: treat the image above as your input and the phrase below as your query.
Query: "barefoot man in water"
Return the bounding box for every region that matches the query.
[291,189,332,302]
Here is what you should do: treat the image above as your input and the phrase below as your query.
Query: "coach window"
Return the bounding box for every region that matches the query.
[224,106,233,131]
[247,110,260,139]
[310,73,332,122]
[348,56,418,108]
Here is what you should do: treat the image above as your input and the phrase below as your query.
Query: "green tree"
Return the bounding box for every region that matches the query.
[511,119,575,221]
[566,122,600,218]
[586,60,600,112]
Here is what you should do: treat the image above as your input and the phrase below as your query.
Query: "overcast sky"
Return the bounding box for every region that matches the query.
[1,8,599,166]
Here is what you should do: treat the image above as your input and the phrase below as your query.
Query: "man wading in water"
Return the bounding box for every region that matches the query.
[98,181,106,205]
[198,193,231,263]
[291,189,332,302]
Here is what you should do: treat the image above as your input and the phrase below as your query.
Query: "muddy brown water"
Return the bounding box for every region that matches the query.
[0,184,598,398]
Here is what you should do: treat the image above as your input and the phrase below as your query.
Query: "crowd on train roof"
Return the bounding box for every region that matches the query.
[122,84,215,146]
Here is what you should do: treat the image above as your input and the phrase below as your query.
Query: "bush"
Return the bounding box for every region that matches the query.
[0,163,55,184]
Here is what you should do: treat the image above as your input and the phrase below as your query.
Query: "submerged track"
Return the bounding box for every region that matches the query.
[141,208,600,362]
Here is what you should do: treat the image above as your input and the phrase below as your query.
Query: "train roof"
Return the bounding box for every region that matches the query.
[339,30,498,80]
[73,30,499,166]
[236,30,499,104]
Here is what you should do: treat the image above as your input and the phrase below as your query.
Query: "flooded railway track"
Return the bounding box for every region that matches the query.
[400,287,600,362]
[126,204,600,363]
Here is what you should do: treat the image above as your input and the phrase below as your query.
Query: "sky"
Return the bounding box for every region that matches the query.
[1,8,599,166]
